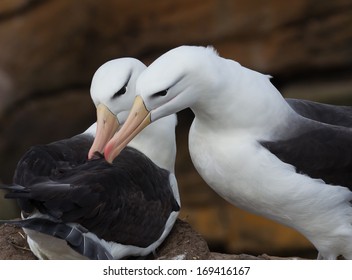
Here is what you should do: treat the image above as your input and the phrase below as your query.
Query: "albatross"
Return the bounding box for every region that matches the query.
[103,46,352,260]
[0,58,180,259]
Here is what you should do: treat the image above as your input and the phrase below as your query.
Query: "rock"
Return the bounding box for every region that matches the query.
[0,0,101,113]
[209,252,304,260]
[0,219,306,260]
[0,224,36,260]
[156,219,210,260]
[0,219,211,260]
[0,0,35,16]
[156,219,307,260]
[0,0,351,114]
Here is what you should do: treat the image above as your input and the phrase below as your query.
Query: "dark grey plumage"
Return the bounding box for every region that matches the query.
[287,98,352,128]
[262,100,352,189]
[1,134,180,259]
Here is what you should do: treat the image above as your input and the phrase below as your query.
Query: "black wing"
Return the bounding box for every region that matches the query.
[14,134,94,185]
[12,134,94,212]
[261,121,352,189]
[5,147,180,248]
[286,98,352,128]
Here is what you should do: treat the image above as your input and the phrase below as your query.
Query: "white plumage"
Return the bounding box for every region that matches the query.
[104,46,352,259]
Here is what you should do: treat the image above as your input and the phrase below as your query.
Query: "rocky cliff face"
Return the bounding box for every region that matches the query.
[0,0,351,257]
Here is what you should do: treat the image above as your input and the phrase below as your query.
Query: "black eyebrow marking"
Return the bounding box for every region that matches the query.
[111,71,132,100]
[150,74,185,98]
[111,85,127,99]
[152,89,168,97]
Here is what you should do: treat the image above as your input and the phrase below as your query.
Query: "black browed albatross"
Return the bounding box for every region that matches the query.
[0,58,180,259]
[103,46,352,260]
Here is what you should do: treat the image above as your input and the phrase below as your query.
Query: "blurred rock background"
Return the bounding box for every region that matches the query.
[0,0,351,258]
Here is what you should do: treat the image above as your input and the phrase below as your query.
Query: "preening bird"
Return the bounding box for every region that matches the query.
[1,58,180,260]
[103,45,352,260]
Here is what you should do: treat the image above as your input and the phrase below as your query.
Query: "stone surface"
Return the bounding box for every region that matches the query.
[0,219,307,260]
[0,224,35,260]
[0,0,351,114]
[0,0,351,257]
[156,219,210,260]
[0,0,36,16]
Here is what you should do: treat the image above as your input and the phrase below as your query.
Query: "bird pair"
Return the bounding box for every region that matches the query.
[3,45,352,260]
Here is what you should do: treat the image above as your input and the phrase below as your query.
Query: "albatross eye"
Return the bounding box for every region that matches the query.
[111,85,127,99]
[152,89,168,98]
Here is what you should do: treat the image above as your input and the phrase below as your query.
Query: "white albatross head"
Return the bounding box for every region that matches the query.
[88,58,146,159]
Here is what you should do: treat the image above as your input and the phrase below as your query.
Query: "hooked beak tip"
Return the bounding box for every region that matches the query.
[103,143,115,163]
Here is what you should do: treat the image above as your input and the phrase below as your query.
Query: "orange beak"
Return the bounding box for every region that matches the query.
[104,96,151,163]
[88,104,120,159]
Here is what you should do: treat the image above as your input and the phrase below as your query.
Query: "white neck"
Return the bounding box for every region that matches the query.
[128,114,177,173]
[191,59,296,140]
